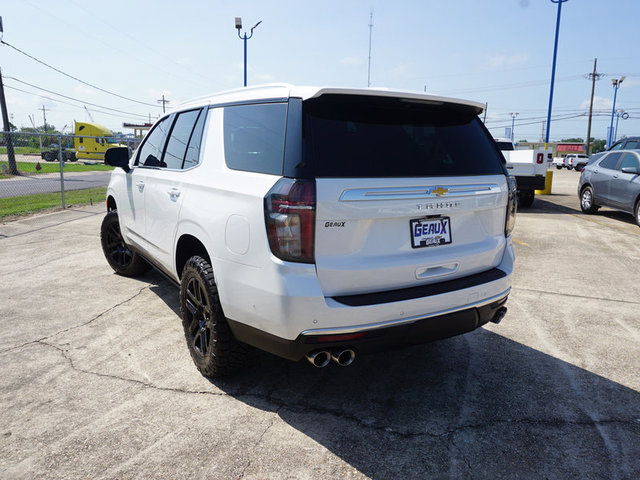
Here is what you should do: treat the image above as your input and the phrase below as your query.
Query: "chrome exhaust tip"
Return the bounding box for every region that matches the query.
[306,350,331,368]
[490,306,508,324]
[331,349,355,367]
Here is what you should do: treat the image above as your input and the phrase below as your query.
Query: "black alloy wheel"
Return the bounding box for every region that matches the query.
[100,210,150,277]
[183,274,213,359]
[180,256,248,378]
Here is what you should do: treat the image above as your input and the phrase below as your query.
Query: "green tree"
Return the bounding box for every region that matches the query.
[590,139,606,153]
[560,137,584,143]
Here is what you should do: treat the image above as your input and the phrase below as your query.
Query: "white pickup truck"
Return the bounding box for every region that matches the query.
[495,139,552,208]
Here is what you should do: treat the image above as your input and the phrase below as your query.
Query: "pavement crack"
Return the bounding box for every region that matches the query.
[237,412,279,479]
[36,339,228,397]
[19,340,640,442]
[513,286,640,306]
[0,286,150,355]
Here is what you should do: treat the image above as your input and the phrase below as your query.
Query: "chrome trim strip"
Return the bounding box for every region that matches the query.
[301,288,511,336]
[339,184,501,201]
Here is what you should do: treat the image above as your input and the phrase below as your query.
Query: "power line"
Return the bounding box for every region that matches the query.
[5,76,151,118]
[442,75,583,95]
[4,84,149,121]
[0,39,160,108]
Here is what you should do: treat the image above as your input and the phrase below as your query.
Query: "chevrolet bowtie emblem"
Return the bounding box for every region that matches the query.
[431,187,449,196]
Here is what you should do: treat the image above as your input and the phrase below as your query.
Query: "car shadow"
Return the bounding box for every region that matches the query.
[148,280,640,478]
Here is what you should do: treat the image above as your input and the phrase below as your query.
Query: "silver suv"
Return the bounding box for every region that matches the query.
[101,85,516,377]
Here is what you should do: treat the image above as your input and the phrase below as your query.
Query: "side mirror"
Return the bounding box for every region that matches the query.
[104,147,130,173]
[621,167,640,175]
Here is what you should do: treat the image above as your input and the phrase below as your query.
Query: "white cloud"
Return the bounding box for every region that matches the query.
[255,73,276,82]
[620,77,640,89]
[74,84,98,96]
[390,63,414,80]
[485,52,530,69]
[580,96,613,111]
[340,56,362,66]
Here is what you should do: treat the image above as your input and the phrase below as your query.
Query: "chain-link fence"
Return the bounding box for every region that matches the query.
[1,130,138,221]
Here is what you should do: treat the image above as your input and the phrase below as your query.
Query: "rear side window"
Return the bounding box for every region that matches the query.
[600,152,622,169]
[619,153,639,170]
[223,103,287,175]
[302,95,505,177]
[163,109,206,170]
[624,140,640,149]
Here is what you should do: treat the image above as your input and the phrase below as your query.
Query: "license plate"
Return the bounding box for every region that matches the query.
[410,216,452,248]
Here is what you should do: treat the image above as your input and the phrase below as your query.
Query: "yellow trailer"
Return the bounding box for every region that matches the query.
[74,121,125,160]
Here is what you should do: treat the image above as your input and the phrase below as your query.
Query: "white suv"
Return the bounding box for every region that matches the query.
[101,85,516,377]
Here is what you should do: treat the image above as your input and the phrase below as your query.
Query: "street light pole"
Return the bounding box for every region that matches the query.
[608,77,625,148]
[509,112,519,143]
[235,17,262,87]
[545,0,568,151]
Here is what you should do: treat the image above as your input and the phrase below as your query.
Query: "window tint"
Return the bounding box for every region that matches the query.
[138,116,171,167]
[302,95,505,177]
[599,152,622,169]
[619,153,639,171]
[495,141,513,151]
[183,109,207,169]
[163,109,201,169]
[223,103,287,175]
[624,140,640,149]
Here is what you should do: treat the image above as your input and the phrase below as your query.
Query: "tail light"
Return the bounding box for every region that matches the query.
[505,176,517,237]
[264,178,316,263]
[536,153,544,164]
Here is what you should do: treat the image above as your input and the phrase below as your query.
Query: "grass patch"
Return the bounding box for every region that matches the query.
[0,187,107,219]
[0,146,42,154]
[0,161,113,176]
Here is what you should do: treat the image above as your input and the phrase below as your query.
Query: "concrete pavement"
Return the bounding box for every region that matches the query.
[0,170,639,479]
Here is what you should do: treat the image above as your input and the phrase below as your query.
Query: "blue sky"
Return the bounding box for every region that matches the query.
[2,0,639,143]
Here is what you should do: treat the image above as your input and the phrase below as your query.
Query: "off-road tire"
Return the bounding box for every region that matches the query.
[180,256,248,378]
[100,210,151,277]
[580,186,599,214]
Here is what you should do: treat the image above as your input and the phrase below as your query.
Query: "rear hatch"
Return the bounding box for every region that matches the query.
[302,94,509,297]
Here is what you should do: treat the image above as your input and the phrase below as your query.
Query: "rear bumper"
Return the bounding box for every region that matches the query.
[515,175,546,191]
[228,288,509,361]
[217,240,514,361]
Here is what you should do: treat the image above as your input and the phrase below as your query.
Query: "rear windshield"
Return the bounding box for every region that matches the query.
[301,95,505,178]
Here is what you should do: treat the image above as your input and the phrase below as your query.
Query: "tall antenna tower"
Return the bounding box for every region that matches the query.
[367,11,374,87]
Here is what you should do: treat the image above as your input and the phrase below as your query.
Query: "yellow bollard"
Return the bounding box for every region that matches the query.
[535,169,553,195]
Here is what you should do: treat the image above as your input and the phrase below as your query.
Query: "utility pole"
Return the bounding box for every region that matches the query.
[41,104,50,130]
[483,103,488,124]
[367,10,374,87]
[29,114,42,151]
[157,95,169,113]
[0,67,18,175]
[585,58,602,155]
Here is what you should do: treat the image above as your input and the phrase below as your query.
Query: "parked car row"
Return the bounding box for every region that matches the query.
[553,154,589,171]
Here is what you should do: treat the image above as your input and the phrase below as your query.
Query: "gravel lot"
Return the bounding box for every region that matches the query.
[1,169,639,479]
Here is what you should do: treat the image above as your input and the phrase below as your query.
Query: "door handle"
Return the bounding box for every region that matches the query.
[613,174,619,179]
[168,189,181,200]
[136,181,145,193]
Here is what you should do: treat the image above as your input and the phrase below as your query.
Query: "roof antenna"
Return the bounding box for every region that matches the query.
[367,10,374,87]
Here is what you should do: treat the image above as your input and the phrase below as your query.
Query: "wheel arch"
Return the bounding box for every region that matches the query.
[106,195,117,211]
[175,233,211,280]
[579,182,593,196]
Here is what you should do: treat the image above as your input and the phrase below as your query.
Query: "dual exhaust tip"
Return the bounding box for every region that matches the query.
[306,349,355,368]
